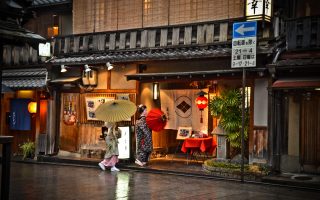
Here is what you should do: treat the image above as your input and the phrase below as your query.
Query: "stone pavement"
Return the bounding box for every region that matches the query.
[7,162,320,200]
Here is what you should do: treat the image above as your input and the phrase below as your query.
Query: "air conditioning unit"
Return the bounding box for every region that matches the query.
[82,70,90,86]
[88,70,98,86]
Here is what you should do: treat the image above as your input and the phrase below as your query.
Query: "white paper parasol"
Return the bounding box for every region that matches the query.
[95,100,136,122]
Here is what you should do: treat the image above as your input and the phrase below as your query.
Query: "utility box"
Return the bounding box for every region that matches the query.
[212,125,227,159]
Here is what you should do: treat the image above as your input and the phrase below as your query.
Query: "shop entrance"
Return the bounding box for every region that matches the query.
[300,91,320,173]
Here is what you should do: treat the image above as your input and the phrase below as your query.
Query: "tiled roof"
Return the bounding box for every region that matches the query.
[2,68,47,89]
[32,0,70,7]
[50,43,274,65]
[126,68,267,81]
[0,19,45,41]
[50,46,232,65]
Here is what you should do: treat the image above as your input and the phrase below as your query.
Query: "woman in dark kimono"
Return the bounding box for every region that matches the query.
[135,104,153,166]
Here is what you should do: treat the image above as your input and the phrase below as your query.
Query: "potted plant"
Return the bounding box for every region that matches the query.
[209,89,249,156]
[20,141,35,159]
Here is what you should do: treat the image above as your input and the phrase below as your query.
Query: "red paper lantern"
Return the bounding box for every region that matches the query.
[196,95,208,110]
[195,91,208,123]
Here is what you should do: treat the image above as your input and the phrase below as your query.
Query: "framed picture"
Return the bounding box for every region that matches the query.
[176,126,192,140]
[85,97,114,120]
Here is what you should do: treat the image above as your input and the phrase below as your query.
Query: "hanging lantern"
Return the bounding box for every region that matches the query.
[28,101,37,114]
[195,91,208,123]
[246,0,272,22]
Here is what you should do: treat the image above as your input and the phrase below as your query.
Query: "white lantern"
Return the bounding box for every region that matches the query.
[246,0,272,22]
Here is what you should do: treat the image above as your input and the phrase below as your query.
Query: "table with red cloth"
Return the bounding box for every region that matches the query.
[181,137,217,163]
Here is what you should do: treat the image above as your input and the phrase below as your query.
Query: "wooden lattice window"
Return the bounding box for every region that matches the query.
[118,0,142,30]
[95,0,118,32]
[143,0,169,27]
[73,0,94,34]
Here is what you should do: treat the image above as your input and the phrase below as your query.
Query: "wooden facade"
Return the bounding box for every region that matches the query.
[72,0,244,34]
[54,21,232,56]
[47,0,276,161]
[286,16,320,50]
[2,44,39,67]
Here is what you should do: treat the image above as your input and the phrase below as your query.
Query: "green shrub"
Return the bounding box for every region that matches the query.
[20,141,35,159]
[204,159,270,175]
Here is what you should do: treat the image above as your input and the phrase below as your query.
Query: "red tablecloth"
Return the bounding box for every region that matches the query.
[181,137,217,154]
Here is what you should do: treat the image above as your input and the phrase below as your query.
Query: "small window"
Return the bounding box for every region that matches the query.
[47,15,59,38]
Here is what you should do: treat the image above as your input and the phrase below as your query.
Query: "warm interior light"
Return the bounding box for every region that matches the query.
[28,102,37,114]
[61,65,67,72]
[107,62,113,70]
[153,82,159,100]
[84,64,91,72]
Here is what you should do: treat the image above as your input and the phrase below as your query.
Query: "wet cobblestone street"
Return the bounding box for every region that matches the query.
[8,162,319,200]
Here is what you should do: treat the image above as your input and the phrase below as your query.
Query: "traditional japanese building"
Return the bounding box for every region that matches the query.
[268,0,320,174]
[29,0,278,168]
[20,1,320,179]
[0,0,46,154]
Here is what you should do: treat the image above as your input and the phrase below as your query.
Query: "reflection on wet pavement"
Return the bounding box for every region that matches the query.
[9,162,319,200]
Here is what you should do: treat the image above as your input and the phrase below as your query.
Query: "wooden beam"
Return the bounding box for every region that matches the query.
[3,45,11,65]
[130,31,137,49]
[73,36,80,53]
[82,36,89,51]
[160,29,168,47]
[141,30,148,48]
[92,35,99,51]
[197,25,205,44]
[172,27,180,45]
[184,26,192,45]
[206,24,214,43]
[302,18,311,48]
[109,33,116,50]
[148,30,156,47]
[64,37,70,53]
[219,23,228,42]
[119,32,127,49]
[97,34,106,51]
[286,21,297,50]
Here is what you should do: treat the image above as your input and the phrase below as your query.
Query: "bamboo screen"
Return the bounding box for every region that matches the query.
[94,0,118,32]
[169,0,244,25]
[229,0,244,19]
[72,0,243,33]
[143,0,169,27]
[73,0,95,34]
[117,0,143,30]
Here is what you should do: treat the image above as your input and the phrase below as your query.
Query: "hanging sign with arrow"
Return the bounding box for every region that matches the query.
[232,21,257,68]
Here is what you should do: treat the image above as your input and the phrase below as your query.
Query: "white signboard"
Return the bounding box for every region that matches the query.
[39,42,51,57]
[118,126,130,159]
[232,37,256,68]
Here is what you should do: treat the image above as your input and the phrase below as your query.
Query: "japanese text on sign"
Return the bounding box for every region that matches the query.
[232,37,256,68]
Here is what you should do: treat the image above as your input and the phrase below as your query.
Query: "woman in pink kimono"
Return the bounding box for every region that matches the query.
[98,122,121,172]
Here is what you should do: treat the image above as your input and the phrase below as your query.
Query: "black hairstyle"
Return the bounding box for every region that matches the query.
[137,104,147,114]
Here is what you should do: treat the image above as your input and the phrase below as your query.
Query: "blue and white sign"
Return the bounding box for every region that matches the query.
[232,21,257,68]
[233,21,257,38]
